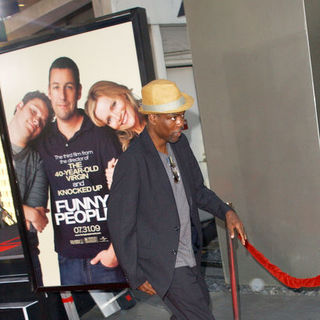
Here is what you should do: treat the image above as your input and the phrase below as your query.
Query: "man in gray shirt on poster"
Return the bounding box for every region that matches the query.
[8,90,52,285]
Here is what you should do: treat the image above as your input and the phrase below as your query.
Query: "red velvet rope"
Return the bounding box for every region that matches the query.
[239,236,320,288]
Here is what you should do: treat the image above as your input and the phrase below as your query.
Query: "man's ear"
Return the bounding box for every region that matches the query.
[148,114,158,125]
[77,84,82,100]
[17,101,24,110]
[14,101,24,115]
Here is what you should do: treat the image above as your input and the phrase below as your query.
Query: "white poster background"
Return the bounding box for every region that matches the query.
[0,21,142,287]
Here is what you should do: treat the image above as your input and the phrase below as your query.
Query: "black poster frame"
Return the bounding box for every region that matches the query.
[0,7,155,292]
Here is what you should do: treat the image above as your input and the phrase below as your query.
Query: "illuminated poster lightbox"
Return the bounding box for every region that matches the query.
[0,7,154,291]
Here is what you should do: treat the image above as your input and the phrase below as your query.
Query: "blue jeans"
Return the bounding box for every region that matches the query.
[58,254,126,285]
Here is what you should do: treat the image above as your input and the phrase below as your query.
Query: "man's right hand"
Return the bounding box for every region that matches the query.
[138,280,156,295]
[23,205,49,232]
[90,244,119,268]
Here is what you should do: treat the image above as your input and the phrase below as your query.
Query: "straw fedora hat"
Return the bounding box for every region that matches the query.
[139,79,194,114]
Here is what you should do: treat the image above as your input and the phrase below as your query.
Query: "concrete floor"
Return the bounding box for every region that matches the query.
[81,289,320,319]
[80,238,320,319]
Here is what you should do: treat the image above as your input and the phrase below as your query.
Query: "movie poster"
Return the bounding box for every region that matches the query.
[0,8,154,291]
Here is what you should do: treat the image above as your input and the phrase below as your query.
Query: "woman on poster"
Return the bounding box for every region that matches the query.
[85,81,146,188]
[85,80,146,151]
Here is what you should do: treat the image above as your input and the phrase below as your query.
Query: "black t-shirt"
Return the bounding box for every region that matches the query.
[37,111,121,258]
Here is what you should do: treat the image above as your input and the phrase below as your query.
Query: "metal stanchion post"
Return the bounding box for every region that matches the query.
[60,291,80,320]
[227,231,240,320]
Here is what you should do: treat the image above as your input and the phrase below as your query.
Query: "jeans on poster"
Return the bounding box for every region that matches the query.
[58,254,126,285]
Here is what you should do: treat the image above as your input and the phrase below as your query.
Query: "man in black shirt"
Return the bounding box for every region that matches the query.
[37,57,125,285]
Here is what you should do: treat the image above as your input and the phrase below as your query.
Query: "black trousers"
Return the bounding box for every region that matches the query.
[163,266,215,320]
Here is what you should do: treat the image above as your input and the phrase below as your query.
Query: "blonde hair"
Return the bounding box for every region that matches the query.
[85,81,145,150]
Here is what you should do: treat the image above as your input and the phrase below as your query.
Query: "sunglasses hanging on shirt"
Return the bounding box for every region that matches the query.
[168,156,180,183]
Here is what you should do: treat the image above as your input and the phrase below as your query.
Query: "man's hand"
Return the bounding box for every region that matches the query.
[23,205,49,232]
[226,210,247,245]
[138,280,156,295]
[90,243,119,267]
[105,158,118,190]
